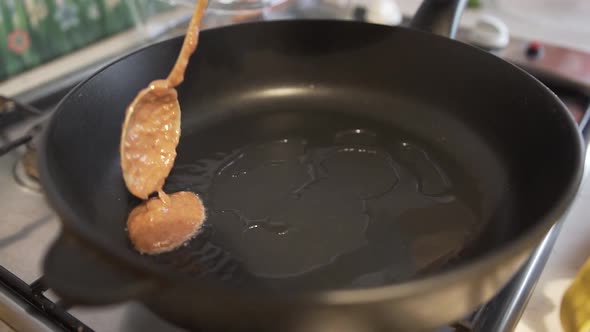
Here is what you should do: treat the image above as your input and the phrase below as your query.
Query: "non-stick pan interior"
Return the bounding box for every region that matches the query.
[155,100,498,291]
[42,20,581,293]
[43,85,506,291]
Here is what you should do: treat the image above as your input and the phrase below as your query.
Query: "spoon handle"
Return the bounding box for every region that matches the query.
[167,0,209,88]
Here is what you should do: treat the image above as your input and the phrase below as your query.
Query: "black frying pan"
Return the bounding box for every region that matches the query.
[39,0,585,331]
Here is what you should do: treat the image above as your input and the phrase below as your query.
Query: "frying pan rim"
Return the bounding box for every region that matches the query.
[38,19,585,303]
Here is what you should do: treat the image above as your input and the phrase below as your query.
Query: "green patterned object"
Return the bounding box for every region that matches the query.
[468,0,481,8]
[129,0,176,19]
[0,4,10,78]
[1,0,27,77]
[0,0,175,83]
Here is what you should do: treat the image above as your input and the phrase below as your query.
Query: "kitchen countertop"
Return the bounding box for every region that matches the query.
[395,0,590,53]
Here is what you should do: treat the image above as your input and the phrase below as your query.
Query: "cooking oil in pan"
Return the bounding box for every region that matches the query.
[161,114,483,290]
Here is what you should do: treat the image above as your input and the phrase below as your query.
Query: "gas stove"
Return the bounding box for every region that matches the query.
[1,8,590,332]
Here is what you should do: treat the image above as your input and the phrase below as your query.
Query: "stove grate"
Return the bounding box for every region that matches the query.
[0,265,93,332]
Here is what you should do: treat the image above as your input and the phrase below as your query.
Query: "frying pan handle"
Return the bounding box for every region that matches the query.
[43,233,159,305]
[409,0,468,39]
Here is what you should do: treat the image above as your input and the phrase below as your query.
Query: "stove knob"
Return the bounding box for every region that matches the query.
[467,14,509,50]
[525,41,544,59]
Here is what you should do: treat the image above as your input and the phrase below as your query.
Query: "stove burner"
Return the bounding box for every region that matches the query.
[13,125,42,192]
[14,149,41,192]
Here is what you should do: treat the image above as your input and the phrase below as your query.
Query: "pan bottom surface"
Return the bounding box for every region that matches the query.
[139,108,487,292]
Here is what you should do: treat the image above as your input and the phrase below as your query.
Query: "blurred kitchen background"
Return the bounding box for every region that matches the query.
[1,1,590,332]
[1,0,590,96]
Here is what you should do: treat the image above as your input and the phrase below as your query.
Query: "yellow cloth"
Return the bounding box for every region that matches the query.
[561,257,590,332]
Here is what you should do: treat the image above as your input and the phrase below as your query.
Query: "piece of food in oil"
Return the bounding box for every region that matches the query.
[127,191,206,255]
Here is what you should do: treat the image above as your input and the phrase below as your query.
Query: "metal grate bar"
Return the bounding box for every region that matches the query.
[0,266,93,332]
[0,135,32,157]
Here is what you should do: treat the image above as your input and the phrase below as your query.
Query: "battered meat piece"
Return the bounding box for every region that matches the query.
[120,0,207,200]
[121,0,208,254]
[120,82,180,200]
[127,191,206,255]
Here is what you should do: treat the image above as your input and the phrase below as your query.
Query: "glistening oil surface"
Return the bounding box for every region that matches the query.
[155,110,484,291]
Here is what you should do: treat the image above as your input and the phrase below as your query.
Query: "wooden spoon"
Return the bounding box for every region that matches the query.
[120,0,209,200]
